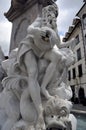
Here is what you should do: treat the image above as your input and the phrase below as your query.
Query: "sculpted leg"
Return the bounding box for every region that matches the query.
[24,51,45,130]
[41,48,66,99]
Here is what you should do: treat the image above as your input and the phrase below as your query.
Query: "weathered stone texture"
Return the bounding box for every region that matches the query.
[10,3,39,51]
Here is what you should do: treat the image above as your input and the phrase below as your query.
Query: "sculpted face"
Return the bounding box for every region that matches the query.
[42,4,58,30]
[44,97,72,130]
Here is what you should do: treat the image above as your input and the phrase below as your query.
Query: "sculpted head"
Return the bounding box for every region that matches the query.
[42,4,58,30]
[44,96,73,130]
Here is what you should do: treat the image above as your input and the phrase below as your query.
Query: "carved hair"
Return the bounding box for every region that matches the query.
[42,4,58,18]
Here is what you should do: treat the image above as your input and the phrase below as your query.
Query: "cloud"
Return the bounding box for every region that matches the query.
[0,0,12,56]
[0,0,11,22]
[57,0,83,10]
[57,0,84,39]
[0,22,12,56]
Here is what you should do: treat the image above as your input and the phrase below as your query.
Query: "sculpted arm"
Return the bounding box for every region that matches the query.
[59,38,76,49]
[39,27,66,99]
[27,16,42,34]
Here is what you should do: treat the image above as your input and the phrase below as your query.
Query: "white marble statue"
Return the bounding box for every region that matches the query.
[0,47,7,92]
[0,2,77,130]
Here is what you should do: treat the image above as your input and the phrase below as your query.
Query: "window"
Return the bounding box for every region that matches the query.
[78,64,83,77]
[85,35,86,44]
[68,70,71,81]
[75,35,79,45]
[77,48,81,61]
[72,68,76,79]
[83,14,86,29]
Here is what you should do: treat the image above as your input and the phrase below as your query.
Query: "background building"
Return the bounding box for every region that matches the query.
[63,2,86,105]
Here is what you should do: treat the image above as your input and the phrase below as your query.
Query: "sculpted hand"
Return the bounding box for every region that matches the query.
[40,30,50,42]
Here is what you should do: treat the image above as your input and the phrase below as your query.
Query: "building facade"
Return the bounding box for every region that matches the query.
[63,2,86,104]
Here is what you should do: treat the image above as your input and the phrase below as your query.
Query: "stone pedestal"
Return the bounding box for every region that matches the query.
[9,3,39,51]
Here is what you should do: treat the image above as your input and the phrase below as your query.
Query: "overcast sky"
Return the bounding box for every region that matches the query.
[0,0,84,55]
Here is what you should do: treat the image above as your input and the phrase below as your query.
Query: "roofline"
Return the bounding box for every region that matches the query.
[62,21,81,42]
[76,2,86,16]
[63,2,86,42]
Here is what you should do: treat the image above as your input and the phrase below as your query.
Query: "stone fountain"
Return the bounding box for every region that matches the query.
[0,0,77,130]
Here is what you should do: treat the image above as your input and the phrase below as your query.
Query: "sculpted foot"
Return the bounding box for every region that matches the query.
[36,115,46,130]
[36,123,45,130]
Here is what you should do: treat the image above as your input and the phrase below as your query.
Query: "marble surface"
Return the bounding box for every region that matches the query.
[0,2,77,130]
